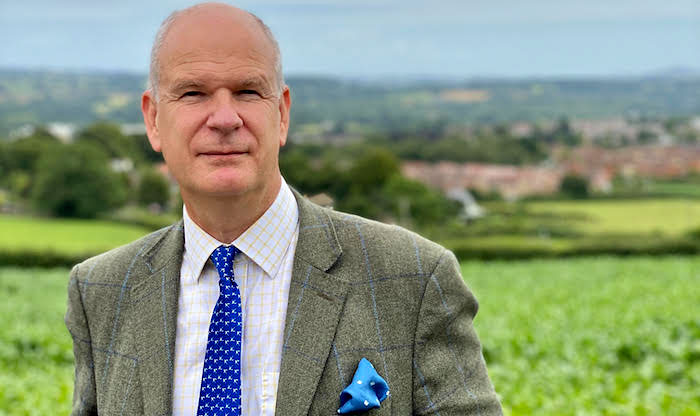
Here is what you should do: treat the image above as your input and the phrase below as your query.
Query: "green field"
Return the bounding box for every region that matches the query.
[465,256,700,415]
[0,268,73,415]
[1,257,698,415]
[3,198,700,266]
[523,199,700,236]
[0,215,152,255]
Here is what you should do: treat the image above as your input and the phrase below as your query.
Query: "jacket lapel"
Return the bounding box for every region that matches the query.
[275,193,349,416]
[122,194,347,415]
[128,221,184,415]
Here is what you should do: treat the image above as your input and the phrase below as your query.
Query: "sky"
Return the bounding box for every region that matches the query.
[1,0,699,79]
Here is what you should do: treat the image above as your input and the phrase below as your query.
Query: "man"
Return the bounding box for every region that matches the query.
[65,3,502,415]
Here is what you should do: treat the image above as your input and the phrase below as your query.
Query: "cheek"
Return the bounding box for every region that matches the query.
[160,110,201,155]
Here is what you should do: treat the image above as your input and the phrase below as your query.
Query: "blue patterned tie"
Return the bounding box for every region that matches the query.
[197,245,242,416]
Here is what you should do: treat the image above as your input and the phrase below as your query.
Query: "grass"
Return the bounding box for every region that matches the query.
[643,181,700,198]
[0,214,152,256]
[2,198,700,266]
[1,257,699,415]
[522,199,700,236]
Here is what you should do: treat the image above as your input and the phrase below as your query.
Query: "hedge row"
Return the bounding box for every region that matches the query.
[447,238,700,261]
[0,250,91,268]
[2,237,699,268]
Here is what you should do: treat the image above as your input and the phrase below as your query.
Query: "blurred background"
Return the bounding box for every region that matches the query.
[0,1,698,414]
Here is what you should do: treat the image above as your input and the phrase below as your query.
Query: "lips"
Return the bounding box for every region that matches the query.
[199,150,247,156]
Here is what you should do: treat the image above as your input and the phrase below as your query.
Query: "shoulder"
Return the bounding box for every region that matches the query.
[70,222,182,285]
[320,205,451,279]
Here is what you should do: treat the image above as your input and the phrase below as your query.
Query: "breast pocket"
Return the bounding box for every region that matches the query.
[332,353,393,416]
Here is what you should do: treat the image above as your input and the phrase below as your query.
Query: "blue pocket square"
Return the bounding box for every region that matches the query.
[337,358,389,414]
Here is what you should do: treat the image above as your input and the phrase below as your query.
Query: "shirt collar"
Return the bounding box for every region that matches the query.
[182,178,299,282]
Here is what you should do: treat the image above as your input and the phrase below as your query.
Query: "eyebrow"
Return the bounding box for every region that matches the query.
[168,76,272,94]
[237,76,268,90]
[168,80,205,94]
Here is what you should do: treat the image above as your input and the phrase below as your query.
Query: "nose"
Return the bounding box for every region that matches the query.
[206,89,243,134]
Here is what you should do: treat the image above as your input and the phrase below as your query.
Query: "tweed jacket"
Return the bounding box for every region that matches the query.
[66,192,502,415]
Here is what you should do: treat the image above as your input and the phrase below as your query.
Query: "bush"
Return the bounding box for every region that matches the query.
[559,175,590,199]
[0,249,87,268]
[688,227,700,240]
[31,144,128,218]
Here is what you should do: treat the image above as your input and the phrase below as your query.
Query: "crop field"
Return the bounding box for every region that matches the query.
[522,199,700,236]
[464,256,700,415]
[0,268,73,415]
[1,257,698,415]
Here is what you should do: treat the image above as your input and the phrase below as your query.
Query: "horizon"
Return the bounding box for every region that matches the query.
[1,64,699,83]
[1,1,698,79]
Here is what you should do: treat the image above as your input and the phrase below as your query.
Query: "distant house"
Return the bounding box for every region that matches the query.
[446,188,484,220]
[308,193,334,208]
[402,161,563,200]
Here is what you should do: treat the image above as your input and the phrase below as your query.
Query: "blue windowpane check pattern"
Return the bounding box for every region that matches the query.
[197,245,242,416]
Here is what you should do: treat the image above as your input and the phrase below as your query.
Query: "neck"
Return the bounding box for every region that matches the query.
[183,176,282,243]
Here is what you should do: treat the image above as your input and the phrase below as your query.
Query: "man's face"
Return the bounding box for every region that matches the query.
[142,8,290,200]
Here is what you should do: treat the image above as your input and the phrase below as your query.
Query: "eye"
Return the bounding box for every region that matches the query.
[239,89,260,96]
[181,91,203,98]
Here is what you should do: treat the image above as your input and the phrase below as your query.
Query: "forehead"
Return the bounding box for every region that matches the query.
[158,7,276,86]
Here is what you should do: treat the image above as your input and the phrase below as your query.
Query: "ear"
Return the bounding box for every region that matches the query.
[278,85,291,147]
[141,90,162,152]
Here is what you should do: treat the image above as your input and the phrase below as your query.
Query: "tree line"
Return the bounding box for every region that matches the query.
[0,122,463,226]
[0,123,168,219]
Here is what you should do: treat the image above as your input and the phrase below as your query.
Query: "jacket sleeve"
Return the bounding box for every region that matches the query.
[412,250,502,415]
[65,264,98,415]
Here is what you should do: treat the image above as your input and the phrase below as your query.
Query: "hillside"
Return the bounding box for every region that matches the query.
[1,68,699,137]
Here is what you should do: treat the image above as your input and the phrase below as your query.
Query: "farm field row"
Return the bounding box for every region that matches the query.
[519,199,700,236]
[0,214,152,255]
[1,256,698,415]
[3,199,700,262]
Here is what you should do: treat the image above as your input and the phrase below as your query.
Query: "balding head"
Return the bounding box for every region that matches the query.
[148,2,283,99]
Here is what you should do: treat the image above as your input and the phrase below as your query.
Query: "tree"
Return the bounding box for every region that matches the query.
[75,121,139,161]
[2,129,61,173]
[637,129,657,144]
[131,133,164,163]
[382,175,460,226]
[559,175,590,199]
[347,147,399,193]
[1,130,62,198]
[279,149,317,193]
[32,143,128,218]
[138,168,171,209]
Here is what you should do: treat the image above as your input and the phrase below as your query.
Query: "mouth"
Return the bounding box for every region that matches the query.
[198,150,248,164]
[199,151,247,157]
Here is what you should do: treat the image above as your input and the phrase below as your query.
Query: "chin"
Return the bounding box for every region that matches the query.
[197,169,255,194]
[200,180,255,197]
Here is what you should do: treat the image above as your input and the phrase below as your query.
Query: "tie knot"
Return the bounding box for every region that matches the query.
[210,245,239,279]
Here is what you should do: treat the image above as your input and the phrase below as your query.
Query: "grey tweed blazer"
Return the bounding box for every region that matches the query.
[66,192,502,415]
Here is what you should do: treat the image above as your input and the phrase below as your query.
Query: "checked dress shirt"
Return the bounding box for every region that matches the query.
[173,180,299,415]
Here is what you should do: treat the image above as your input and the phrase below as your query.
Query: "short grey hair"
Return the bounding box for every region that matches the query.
[148,5,284,99]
